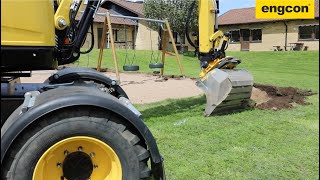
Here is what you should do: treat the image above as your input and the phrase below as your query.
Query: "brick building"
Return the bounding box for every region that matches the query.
[79,0,319,52]
[78,0,159,51]
[218,1,319,51]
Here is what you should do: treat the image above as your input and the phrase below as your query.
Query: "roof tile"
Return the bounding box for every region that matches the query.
[106,0,144,17]
[76,6,138,25]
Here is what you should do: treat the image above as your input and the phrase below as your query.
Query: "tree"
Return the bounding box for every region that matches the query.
[144,0,198,43]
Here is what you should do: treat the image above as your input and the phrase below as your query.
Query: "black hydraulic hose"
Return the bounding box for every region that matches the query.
[80,21,94,54]
[59,0,98,65]
[73,0,98,53]
[76,0,92,34]
[185,0,198,49]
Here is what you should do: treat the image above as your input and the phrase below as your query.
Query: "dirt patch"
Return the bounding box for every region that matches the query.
[21,71,203,104]
[251,84,316,111]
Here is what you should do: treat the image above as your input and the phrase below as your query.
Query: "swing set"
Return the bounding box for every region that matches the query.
[96,12,185,82]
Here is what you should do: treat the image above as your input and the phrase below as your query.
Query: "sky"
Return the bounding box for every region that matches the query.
[219,0,255,15]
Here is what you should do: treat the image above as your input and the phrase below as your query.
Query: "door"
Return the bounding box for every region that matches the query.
[240,29,250,51]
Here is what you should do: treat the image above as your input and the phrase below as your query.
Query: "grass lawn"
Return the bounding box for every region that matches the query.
[79,50,319,179]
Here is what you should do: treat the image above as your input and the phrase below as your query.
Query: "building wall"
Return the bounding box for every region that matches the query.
[165,32,196,53]
[135,21,158,50]
[86,19,318,52]
[219,19,319,51]
[287,19,319,50]
[83,21,161,51]
[83,23,136,49]
[84,21,196,53]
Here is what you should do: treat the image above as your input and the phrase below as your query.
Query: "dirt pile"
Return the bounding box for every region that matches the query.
[251,84,316,111]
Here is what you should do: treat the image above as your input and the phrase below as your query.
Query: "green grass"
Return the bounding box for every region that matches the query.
[79,50,319,179]
[78,50,319,90]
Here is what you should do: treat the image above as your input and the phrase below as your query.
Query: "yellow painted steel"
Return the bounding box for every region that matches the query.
[209,30,223,42]
[199,57,236,79]
[1,0,55,46]
[210,30,224,48]
[199,59,221,78]
[54,0,73,30]
[198,0,237,78]
[33,136,122,180]
[54,0,84,30]
[198,0,215,53]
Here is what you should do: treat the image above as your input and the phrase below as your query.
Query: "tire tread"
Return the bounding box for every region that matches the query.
[1,107,151,180]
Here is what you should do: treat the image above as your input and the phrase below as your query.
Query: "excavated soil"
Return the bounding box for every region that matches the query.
[251,84,316,111]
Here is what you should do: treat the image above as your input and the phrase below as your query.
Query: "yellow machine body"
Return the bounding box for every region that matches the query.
[198,0,215,54]
[196,0,254,116]
[1,0,55,46]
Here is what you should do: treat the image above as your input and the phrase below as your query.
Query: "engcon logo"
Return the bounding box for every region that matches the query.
[256,0,315,19]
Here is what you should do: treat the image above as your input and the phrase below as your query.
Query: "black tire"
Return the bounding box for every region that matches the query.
[1,105,23,135]
[149,63,164,69]
[1,107,151,180]
[123,65,140,71]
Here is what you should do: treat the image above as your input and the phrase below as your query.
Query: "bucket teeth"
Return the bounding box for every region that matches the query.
[196,69,254,116]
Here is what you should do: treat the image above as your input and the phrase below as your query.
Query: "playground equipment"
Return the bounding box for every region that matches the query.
[96,12,185,82]
[149,26,164,69]
[122,23,140,72]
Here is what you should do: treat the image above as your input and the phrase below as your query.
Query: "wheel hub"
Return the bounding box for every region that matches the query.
[32,136,122,180]
[62,151,93,180]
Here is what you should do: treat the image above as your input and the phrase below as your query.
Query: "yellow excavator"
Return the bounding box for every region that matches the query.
[1,0,253,179]
[186,0,254,116]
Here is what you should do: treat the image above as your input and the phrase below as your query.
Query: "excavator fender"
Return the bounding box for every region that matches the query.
[46,67,128,98]
[1,86,165,179]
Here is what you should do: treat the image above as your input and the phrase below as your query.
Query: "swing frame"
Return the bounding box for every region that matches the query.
[96,12,185,82]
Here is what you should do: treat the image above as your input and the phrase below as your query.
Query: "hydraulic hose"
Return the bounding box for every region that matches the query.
[58,0,99,65]
[185,0,198,49]
[80,21,94,54]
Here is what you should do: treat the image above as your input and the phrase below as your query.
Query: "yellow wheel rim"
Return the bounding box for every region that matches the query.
[33,136,122,180]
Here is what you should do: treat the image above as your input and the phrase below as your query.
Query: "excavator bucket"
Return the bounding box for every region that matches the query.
[196,69,254,116]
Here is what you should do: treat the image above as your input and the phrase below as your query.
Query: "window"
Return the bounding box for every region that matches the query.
[240,29,250,42]
[251,29,262,42]
[98,28,109,48]
[97,28,103,48]
[229,29,262,43]
[230,30,240,43]
[299,26,313,39]
[299,25,319,40]
[115,29,126,42]
[114,30,118,42]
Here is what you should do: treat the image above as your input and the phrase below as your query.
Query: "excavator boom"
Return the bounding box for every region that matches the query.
[188,0,254,116]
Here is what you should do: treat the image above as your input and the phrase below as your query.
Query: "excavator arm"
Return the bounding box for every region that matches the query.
[54,0,101,65]
[186,0,254,116]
